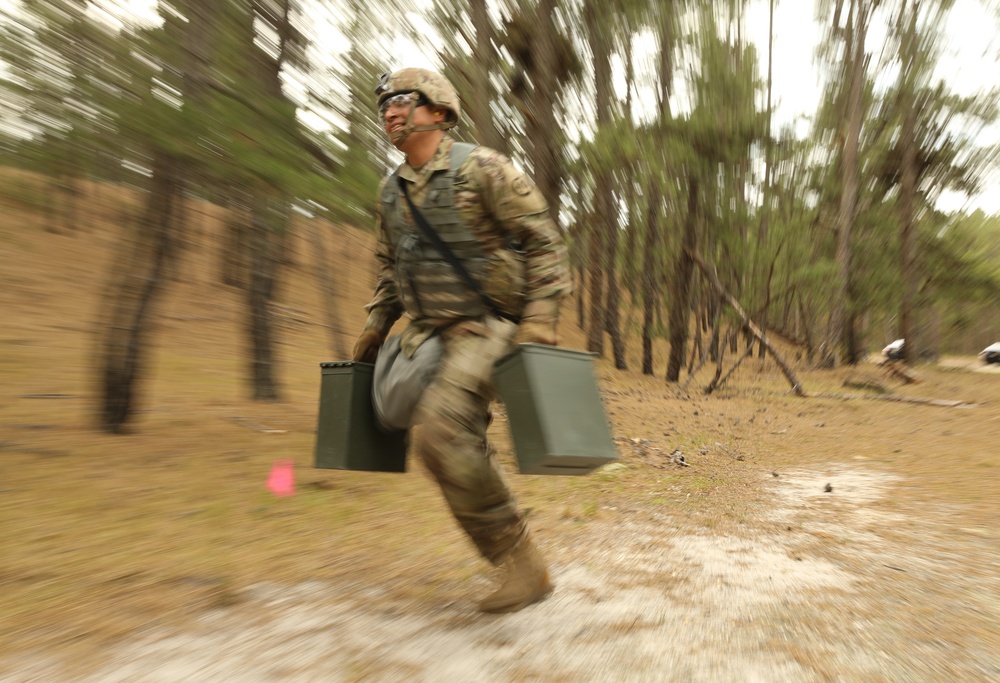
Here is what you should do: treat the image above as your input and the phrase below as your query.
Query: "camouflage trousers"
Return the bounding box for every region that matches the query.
[411,316,525,565]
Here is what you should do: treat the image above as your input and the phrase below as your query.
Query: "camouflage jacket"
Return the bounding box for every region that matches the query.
[362,136,570,351]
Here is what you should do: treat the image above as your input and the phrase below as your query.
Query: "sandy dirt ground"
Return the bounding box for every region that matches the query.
[938,357,1000,374]
[7,464,998,682]
[1,190,999,682]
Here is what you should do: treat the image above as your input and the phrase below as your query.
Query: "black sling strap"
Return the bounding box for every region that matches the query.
[398,176,521,324]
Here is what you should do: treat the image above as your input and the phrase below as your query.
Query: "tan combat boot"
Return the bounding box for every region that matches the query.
[478,536,554,613]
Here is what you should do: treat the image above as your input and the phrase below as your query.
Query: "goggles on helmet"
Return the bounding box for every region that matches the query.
[374,72,392,96]
[378,92,429,120]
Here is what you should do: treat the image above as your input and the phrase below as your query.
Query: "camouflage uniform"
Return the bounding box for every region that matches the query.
[360,135,570,563]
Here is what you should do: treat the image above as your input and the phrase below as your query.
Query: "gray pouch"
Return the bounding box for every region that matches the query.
[372,334,444,432]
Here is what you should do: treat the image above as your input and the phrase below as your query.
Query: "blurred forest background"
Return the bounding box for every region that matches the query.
[2,0,999,434]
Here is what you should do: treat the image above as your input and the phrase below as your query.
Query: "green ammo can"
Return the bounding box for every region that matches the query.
[313,361,408,472]
[494,343,618,475]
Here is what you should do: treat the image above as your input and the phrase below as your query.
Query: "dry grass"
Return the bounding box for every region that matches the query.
[1,177,999,678]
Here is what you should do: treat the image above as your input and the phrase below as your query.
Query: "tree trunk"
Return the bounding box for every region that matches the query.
[308,220,348,359]
[586,206,606,356]
[899,6,919,365]
[526,0,560,224]
[706,329,730,394]
[658,1,675,118]
[827,0,866,367]
[221,190,250,287]
[757,0,776,360]
[96,0,212,432]
[585,0,613,356]
[604,45,639,371]
[247,196,284,400]
[572,184,587,332]
[242,0,295,400]
[469,0,504,153]
[98,152,180,432]
[60,174,82,234]
[846,311,861,364]
[643,2,675,375]
[687,293,703,376]
[666,176,699,382]
[641,180,660,375]
[759,0,775,247]
[709,303,721,363]
[605,224,626,369]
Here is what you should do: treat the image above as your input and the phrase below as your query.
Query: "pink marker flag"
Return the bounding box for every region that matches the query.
[267,459,295,497]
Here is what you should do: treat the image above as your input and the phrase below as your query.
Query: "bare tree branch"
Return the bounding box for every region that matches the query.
[687,247,807,397]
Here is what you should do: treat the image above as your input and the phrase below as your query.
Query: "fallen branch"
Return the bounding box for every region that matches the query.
[809,393,971,408]
[226,416,287,433]
[687,248,806,396]
[880,360,923,384]
[680,296,723,392]
[706,336,756,394]
[843,377,890,393]
[681,353,711,392]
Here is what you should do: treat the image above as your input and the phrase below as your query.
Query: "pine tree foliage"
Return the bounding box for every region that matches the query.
[2,0,999,431]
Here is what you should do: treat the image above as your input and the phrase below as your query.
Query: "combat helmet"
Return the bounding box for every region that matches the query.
[375,68,460,144]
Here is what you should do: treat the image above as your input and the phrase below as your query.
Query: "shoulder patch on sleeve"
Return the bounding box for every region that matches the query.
[511,175,531,196]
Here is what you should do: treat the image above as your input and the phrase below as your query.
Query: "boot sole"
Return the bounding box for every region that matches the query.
[479,584,554,614]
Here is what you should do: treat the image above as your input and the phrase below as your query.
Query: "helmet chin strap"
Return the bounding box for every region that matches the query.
[387,93,455,146]
[389,120,456,147]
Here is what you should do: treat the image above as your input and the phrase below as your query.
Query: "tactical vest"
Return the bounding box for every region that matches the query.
[381,142,524,321]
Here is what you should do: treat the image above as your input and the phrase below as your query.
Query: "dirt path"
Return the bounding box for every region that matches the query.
[7,465,997,683]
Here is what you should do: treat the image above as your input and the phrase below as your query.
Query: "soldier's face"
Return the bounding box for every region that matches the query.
[383,101,437,148]
[379,93,417,123]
